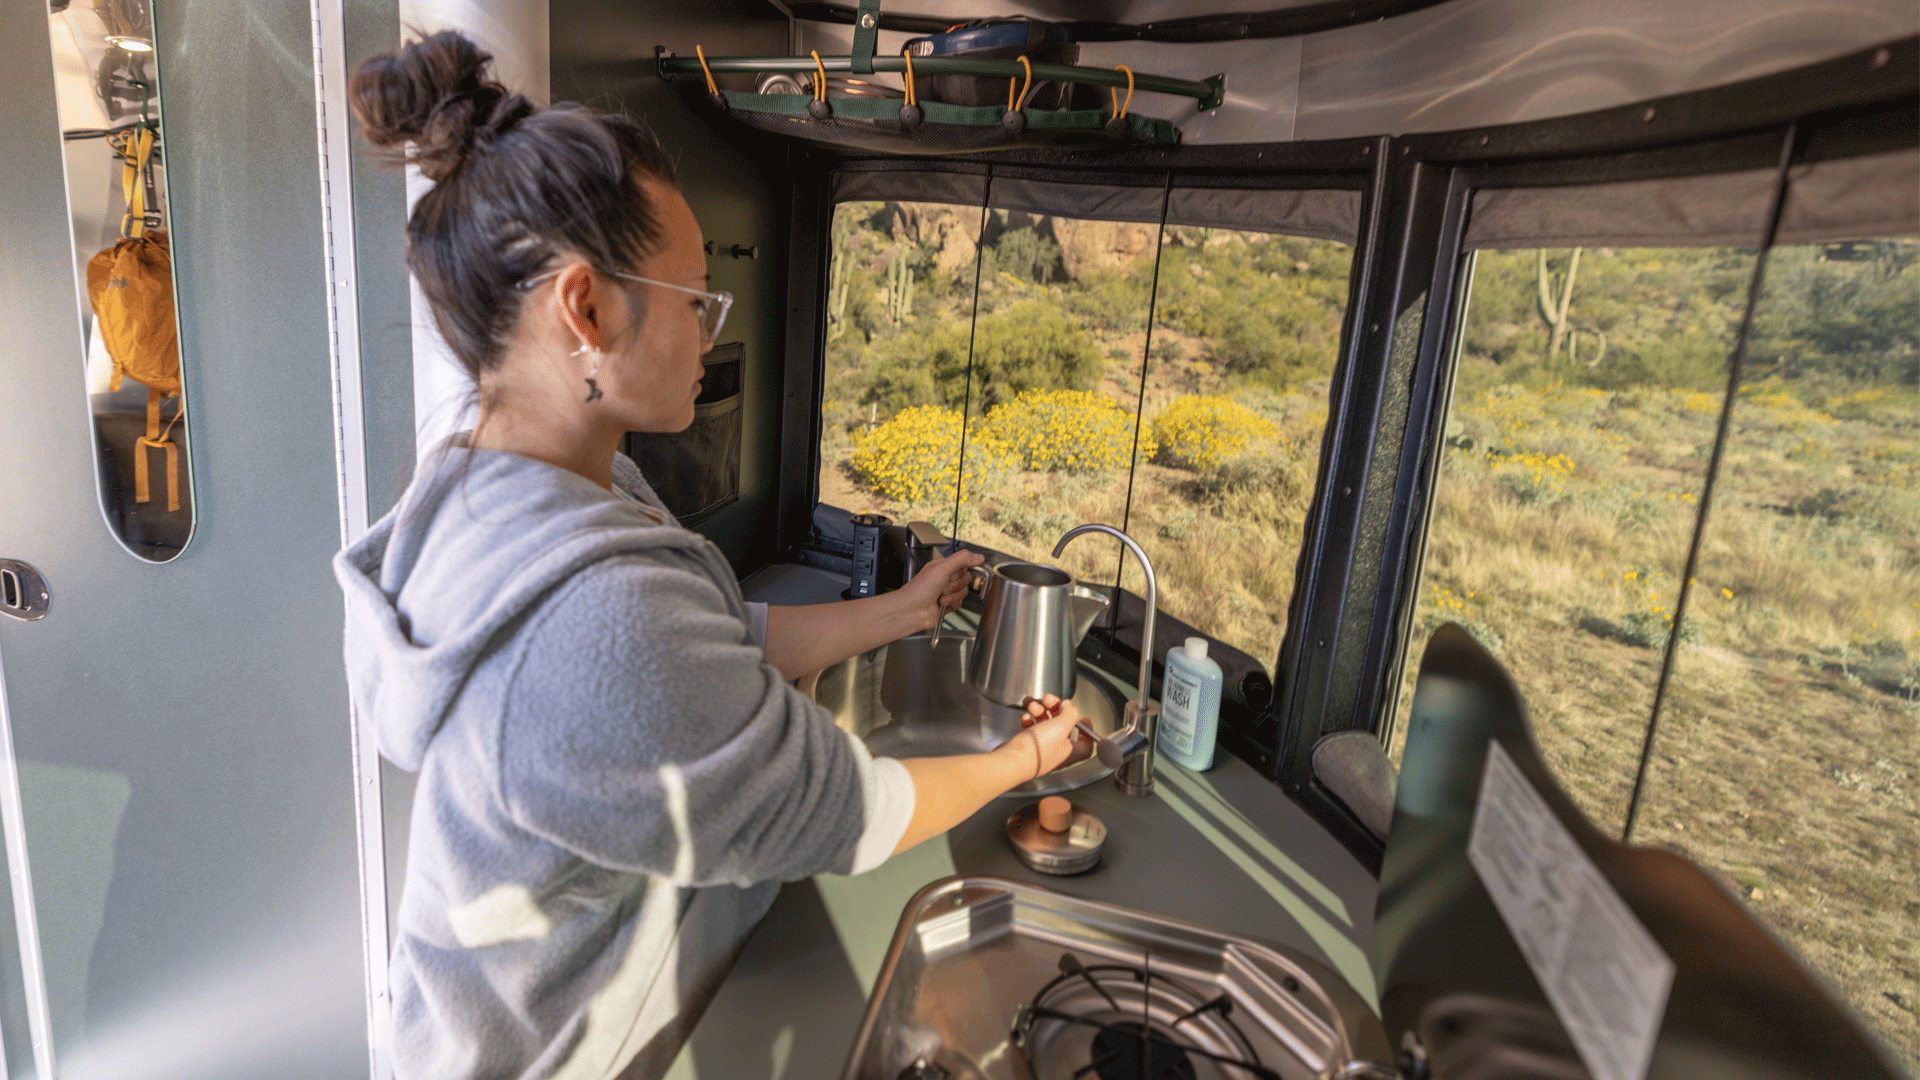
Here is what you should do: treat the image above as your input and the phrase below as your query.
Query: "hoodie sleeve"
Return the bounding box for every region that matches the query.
[495,553,868,887]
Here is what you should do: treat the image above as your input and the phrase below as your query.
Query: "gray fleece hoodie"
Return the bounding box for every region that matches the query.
[335,440,887,1079]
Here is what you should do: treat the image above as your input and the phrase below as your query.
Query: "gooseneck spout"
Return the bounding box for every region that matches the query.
[1052,524,1160,797]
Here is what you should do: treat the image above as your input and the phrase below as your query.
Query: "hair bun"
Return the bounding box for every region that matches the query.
[350,30,532,182]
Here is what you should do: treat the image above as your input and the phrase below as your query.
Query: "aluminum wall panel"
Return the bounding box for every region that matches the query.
[0,0,368,1075]
[1295,0,1918,140]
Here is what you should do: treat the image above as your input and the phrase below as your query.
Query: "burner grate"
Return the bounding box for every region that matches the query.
[1011,952,1283,1080]
[1088,1021,1197,1080]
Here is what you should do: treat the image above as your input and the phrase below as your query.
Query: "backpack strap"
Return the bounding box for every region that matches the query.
[134,385,182,512]
[118,127,154,240]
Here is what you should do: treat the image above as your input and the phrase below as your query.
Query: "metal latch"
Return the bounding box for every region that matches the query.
[0,560,49,622]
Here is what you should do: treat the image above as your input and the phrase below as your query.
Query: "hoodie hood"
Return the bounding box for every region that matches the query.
[334,441,712,770]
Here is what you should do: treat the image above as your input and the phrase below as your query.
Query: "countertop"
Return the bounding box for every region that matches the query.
[662,563,1380,1080]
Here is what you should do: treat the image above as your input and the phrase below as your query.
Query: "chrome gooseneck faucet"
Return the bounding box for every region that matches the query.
[1052,524,1160,797]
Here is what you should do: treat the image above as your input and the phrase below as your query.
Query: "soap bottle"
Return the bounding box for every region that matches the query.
[1157,637,1223,771]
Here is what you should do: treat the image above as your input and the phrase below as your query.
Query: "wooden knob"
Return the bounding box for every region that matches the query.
[1038,796,1073,834]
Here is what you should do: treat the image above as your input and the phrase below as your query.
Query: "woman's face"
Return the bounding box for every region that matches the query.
[598,178,713,434]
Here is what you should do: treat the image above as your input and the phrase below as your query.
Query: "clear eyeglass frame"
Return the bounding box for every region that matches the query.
[516,267,733,342]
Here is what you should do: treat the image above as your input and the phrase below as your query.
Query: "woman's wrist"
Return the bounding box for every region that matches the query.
[878,582,935,635]
[990,732,1042,786]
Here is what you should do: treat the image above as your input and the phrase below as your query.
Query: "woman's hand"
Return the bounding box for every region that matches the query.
[1005,694,1095,777]
[892,693,1095,857]
[762,548,984,678]
[899,548,985,632]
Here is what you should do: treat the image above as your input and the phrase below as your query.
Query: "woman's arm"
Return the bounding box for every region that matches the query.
[892,695,1091,856]
[761,549,983,679]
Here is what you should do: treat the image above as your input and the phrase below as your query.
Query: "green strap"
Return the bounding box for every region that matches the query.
[850,0,881,75]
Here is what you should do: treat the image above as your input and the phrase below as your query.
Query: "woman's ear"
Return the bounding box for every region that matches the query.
[551,262,602,351]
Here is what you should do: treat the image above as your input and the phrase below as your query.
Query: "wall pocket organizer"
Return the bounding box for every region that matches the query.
[625,341,744,526]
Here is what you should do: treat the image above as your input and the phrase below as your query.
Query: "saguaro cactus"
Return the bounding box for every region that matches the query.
[886,244,915,322]
[827,216,853,341]
[1536,247,1582,358]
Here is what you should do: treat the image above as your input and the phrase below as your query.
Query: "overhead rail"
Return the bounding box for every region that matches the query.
[657,52,1226,112]
[783,0,1456,42]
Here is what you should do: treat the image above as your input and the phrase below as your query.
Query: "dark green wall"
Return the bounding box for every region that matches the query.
[550,0,794,577]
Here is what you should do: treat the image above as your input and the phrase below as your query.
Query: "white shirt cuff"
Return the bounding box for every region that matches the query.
[744,601,769,648]
[837,733,915,876]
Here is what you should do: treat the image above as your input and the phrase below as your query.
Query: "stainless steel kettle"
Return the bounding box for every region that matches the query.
[965,560,1110,706]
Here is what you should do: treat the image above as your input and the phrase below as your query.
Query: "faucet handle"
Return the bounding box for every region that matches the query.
[905,520,953,553]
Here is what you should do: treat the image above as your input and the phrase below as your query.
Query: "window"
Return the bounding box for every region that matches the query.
[1396,236,1919,1069]
[1634,236,1919,1069]
[817,190,1355,673]
[1391,244,1750,824]
[817,199,986,519]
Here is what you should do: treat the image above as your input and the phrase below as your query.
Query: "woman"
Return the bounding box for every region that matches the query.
[333,31,1092,1080]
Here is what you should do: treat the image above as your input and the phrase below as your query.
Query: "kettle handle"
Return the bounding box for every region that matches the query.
[965,564,990,592]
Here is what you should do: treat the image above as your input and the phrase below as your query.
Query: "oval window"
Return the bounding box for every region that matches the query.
[48,1,195,562]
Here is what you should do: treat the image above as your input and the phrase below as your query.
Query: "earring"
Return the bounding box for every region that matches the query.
[572,343,604,403]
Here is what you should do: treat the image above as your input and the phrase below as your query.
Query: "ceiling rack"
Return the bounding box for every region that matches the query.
[657,52,1226,111]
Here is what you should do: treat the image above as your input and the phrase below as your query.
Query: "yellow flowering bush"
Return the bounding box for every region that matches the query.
[1486,450,1575,498]
[1605,567,1705,648]
[976,389,1151,473]
[1150,395,1282,472]
[1681,391,1720,415]
[1418,581,1504,654]
[850,405,1014,505]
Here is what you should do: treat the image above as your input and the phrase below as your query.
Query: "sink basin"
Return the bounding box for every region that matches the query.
[810,632,1124,797]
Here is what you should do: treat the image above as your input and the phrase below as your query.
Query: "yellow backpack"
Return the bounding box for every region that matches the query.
[86,126,183,512]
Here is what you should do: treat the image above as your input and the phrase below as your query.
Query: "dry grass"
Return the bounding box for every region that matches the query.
[1390,377,1920,1069]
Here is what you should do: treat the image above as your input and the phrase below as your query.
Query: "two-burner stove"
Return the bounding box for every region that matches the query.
[843,878,1394,1080]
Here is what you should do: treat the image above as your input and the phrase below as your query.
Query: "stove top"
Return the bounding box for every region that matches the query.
[843,878,1393,1080]
[1012,951,1278,1080]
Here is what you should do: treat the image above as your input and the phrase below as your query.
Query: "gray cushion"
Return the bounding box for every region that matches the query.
[1311,730,1398,842]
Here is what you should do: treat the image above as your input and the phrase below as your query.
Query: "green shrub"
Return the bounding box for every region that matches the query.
[1619,610,1705,649]
[990,501,1075,545]
[1419,613,1506,656]
[982,226,1063,283]
[1792,485,1920,533]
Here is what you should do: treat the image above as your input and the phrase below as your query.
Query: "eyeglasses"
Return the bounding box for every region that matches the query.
[516,268,733,343]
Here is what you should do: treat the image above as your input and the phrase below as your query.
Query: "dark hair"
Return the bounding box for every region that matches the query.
[350,31,678,381]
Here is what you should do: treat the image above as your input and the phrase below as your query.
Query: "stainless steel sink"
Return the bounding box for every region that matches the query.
[811,632,1124,797]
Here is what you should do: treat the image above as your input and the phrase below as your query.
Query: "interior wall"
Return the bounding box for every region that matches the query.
[352,0,419,526]
[550,0,794,576]
[399,0,551,460]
